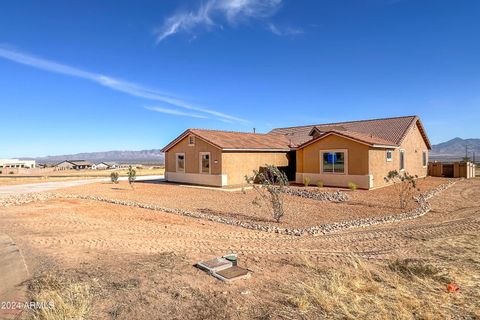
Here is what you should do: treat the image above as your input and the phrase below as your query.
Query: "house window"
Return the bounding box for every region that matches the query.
[422,151,427,167]
[386,150,393,162]
[321,151,345,174]
[200,152,210,174]
[176,153,185,172]
[188,135,195,146]
[400,150,405,170]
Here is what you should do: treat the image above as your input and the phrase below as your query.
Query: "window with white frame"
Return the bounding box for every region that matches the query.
[321,151,345,174]
[188,135,195,146]
[422,151,427,167]
[386,150,393,162]
[176,153,185,172]
[400,150,405,170]
[200,152,210,174]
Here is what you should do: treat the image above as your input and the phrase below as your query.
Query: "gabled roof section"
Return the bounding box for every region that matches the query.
[161,129,291,152]
[270,115,431,149]
[298,129,398,149]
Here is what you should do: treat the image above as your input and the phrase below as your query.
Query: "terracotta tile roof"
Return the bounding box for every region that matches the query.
[161,116,431,152]
[161,129,291,152]
[270,115,430,148]
[307,129,398,147]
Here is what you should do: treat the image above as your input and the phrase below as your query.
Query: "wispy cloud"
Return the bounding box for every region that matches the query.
[154,0,297,42]
[0,45,248,123]
[267,23,303,36]
[144,106,208,119]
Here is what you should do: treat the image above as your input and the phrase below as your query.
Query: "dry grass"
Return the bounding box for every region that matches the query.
[281,233,480,319]
[26,274,94,320]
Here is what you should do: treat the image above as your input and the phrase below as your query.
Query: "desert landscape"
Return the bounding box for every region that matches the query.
[1,176,479,319]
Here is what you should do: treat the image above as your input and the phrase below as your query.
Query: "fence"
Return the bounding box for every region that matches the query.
[428,161,476,179]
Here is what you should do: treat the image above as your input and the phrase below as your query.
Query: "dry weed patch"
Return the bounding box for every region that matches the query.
[282,234,480,319]
[26,274,94,320]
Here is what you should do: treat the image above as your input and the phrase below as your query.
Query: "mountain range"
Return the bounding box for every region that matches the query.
[430,138,480,161]
[21,137,479,164]
[29,149,165,164]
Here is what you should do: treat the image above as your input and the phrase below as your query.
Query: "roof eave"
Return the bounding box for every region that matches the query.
[222,148,291,152]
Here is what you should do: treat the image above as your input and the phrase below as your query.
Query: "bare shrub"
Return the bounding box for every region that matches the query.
[245,165,289,223]
[384,170,419,209]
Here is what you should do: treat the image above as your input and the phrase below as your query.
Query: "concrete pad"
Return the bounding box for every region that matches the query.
[196,257,233,273]
[0,233,29,319]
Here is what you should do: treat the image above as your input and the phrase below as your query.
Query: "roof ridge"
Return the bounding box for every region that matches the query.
[271,115,418,131]
[190,128,277,135]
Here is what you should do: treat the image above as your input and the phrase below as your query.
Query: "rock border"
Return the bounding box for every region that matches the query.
[282,187,350,202]
[0,179,458,237]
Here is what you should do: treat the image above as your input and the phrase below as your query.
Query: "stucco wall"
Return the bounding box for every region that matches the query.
[165,135,222,175]
[369,122,429,188]
[222,152,289,185]
[297,134,370,175]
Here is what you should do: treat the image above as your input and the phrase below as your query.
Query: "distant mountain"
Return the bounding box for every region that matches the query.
[30,149,164,164]
[430,138,480,161]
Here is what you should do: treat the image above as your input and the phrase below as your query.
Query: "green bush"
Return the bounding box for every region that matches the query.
[317,180,324,188]
[303,176,311,187]
[127,166,136,189]
[348,182,358,191]
[110,172,119,184]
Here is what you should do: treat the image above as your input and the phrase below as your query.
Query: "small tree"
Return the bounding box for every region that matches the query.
[110,172,119,184]
[384,170,419,209]
[245,165,289,223]
[127,166,136,189]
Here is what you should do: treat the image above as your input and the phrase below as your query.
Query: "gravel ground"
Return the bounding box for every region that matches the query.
[52,177,451,229]
[0,178,478,319]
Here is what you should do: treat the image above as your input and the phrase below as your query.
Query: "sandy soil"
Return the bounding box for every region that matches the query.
[55,177,451,229]
[0,178,478,319]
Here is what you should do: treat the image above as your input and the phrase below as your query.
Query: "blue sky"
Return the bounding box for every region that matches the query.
[1,0,479,157]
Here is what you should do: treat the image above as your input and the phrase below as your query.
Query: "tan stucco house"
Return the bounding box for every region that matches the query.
[161,115,431,189]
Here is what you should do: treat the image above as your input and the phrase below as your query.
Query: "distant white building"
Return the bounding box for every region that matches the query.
[94,162,119,170]
[0,159,36,169]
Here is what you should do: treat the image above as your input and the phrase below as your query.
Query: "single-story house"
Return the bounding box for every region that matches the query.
[95,162,119,170]
[161,115,431,189]
[55,160,94,170]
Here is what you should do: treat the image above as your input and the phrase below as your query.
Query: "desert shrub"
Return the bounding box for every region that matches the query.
[316,180,324,188]
[245,165,288,223]
[9,171,14,174]
[127,166,136,189]
[0,170,2,174]
[303,176,311,187]
[384,170,419,209]
[348,182,358,191]
[110,172,119,184]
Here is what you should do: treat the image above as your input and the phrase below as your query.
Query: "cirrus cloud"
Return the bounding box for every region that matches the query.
[154,0,301,43]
